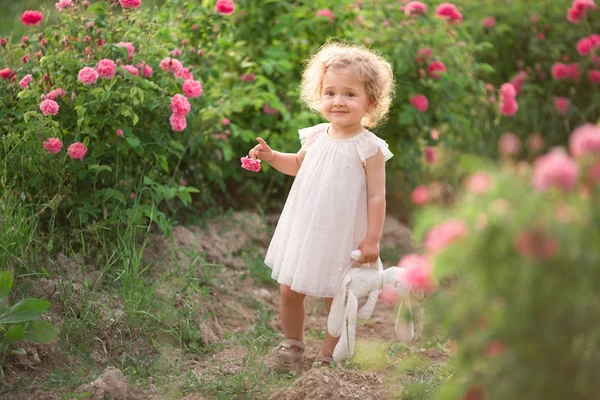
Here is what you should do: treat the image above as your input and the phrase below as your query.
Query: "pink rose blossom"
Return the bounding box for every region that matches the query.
[78,67,99,84]
[528,133,544,153]
[116,42,135,60]
[19,74,32,89]
[424,146,436,164]
[431,129,439,140]
[240,73,255,82]
[192,24,198,31]
[262,104,279,115]
[404,1,427,16]
[498,132,521,156]
[589,70,600,84]
[435,3,463,24]
[577,37,595,55]
[215,0,235,15]
[67,142,88,160]
[159,57,183,73]
[316,9,335,21]
[241,156,261,172]
[138,63,152,78]
[46,88,66,100]
[423,219,469,254]
[43,138,63,154]
[174,67,193,80]
[567,63,582,81]
[180,179,188,185]
[122,64,139,75]
[398,254,435,293]
[410,185,430,205]
[510,71,527,94]
[500,83,517,98]
[486,340,506,357]
[410,94,429,112]
[551,62,569,80]
[21,11,43,26]
[0,68,10,79]
[416,48,433,63]
[499,96,518,116]
[182,79,203,98]
[532,148,579,191]
[482,16,496,29]
[55,0,73,11]
[514,228,559,260]
[116,129,124,136]
[96,59,117,79]
[221,117,231,125]
[465,172,492,194]
[119,0,142,9]
[171,94,191,115]
[569,123,600,159]
[428,61,446,79]
[554,97,570,116]
[40,99,60,116]
[169,113,187,131]
[172,48,182,57]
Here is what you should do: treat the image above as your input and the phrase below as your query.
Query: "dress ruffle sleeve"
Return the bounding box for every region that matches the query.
[355,131,394,165]
[298,123,328,151]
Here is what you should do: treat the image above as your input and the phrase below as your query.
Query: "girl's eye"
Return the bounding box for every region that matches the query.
[325,92,334,96]
[347,93,355,97]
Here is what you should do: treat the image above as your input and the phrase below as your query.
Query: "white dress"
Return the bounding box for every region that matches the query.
[264,123,393,297]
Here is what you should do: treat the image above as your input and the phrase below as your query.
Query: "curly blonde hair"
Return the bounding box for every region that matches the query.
[300,42,395,128]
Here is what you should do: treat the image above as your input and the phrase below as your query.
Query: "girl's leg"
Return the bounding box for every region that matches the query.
[321,297,340,358]
[279,284,306,352]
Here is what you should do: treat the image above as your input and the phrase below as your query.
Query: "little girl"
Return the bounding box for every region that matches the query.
[248,42,395,367]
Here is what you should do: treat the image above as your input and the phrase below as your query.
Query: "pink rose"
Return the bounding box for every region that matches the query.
[21,11,43,26]
[569,123,600,159]
[410,94,429,112]
[240,73,255,82]
[577,37,595,55]
[240,156,261,172]
[482,16,496,29]
[410,185,430,205]
[116,42,135,60]
[96,59,117,79]
[588,70,600,84]
[262,104,279,115]
[43,138,63,154]
[465,172,492,194]
[498,132,521,156]
[116,129,124,136]
[427,61,446,79]
[532,148,579,191]
[40,99,60,116]
[398,254,435,293]
[160,57,183,73]
[215,0,235,15]
[46,88,66,100]
[169,113,187,131]
[119,0,141,9]
[170,94,191,115]
[554,97,570,116]
[431,129,439,140]
[416,47,433,63]
[423,219,469,254]
[404,1,427,16]
[55,0,73,11]
[78,67,99,85]
[0,68,11,79]
[221,117,231,125]
[567,63,582,81]
[424,146,436,164]
[316,9,335,21]
[122,65,139,75]
[19,74,32,89]
[182,79,203,98]
[514,228,559,261]
[435,3,463,24]
[551,63,569,80]
[174,67,193,81]
[527,133,544,153]
[67,142,88,160]
[138,63,152,78]
[486,340,506,357]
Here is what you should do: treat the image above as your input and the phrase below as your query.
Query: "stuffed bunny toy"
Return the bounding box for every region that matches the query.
[327,250,422,362]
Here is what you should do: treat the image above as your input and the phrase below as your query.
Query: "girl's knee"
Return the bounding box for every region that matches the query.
[280,285,305,304]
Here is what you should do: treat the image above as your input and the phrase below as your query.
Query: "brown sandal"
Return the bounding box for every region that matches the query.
[274,339,306,362]
[313,354,335,368]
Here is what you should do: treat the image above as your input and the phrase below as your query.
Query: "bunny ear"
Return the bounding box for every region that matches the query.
[394,296,414,342]
[328,275,351,337]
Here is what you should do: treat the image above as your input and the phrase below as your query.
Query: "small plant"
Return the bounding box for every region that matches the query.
[0,269,56,378]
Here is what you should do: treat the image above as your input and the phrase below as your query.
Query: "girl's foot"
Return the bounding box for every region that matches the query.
[313,354,335,368]
[273,339,306,362]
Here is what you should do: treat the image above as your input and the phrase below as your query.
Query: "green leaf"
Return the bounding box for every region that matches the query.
[1,324,25,351]
[0,299,50,324]
[126,136,141,148]
[156,155,169,173]
[24,320,56,343]
[0,270,14,299]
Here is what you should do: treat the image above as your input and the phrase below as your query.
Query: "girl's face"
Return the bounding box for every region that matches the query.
[320,68,372,135]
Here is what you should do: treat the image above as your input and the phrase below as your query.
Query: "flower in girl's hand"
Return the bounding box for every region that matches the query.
[241,156,261,172]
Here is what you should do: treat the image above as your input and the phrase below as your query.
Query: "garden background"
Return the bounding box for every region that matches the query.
[1,0,600,399]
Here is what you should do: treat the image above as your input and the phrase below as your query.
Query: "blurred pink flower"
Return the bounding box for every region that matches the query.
[67,142,87,160]
[171,94,191,115]
[569,123,600,159]
[55,0,73,12]
[410,94,429,112]
[46,88,66,100]
[43,138,62,154]
[551,62,569,80]
[182,79,203,98]
[567,63,582,81]
[404,1,427,16]
[589,70,600,84]
[500,83,517,97]
[241,156,261,172]
[527,133,544,153]
[567,6,585,23]
[398,254,435,293]
[498,132,521,156]
[180,179,188,186]
[215,0,235,15]
[116,129,124,136]
[174,67,193,80]
[0,68,10,79]
[499,96,518,116]
[262,104,279,115]
[431,129,439,140]
[122,65,139,75]
[485,340,506,357]
[172,48,182,57]
[577,37,595,55]
[96,59,117,79]
[116,41,135,60]
[40,99,60,116]
[169,114,187,131]
[160,57,183,73]
[221,117,231,125]
[240,73,255,82]
[465,172,492,194]
[514,228,559,260]
[532,148,579,191]
[423,219,468,254]
[410,185,430,205]
[428,61,446,79]
[119,0,141,9]
[510,71,527,94]
[19,74,32,89]
[138,63,152,78]
[463,385,485,400]
[416,48,433,63]
[78,67,99,84]
[554,97,570,116]
[587,160,600,185]
[316,9,335,21]
[482,16,496,29]
[530,14,539,23]
[424,146,436,164]
[130,192,136,199]
[435,2,463,23]
[21,11,43,26]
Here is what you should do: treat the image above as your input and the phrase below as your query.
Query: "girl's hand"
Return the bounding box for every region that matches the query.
[249,137,275,162]
[357,238,379,265]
